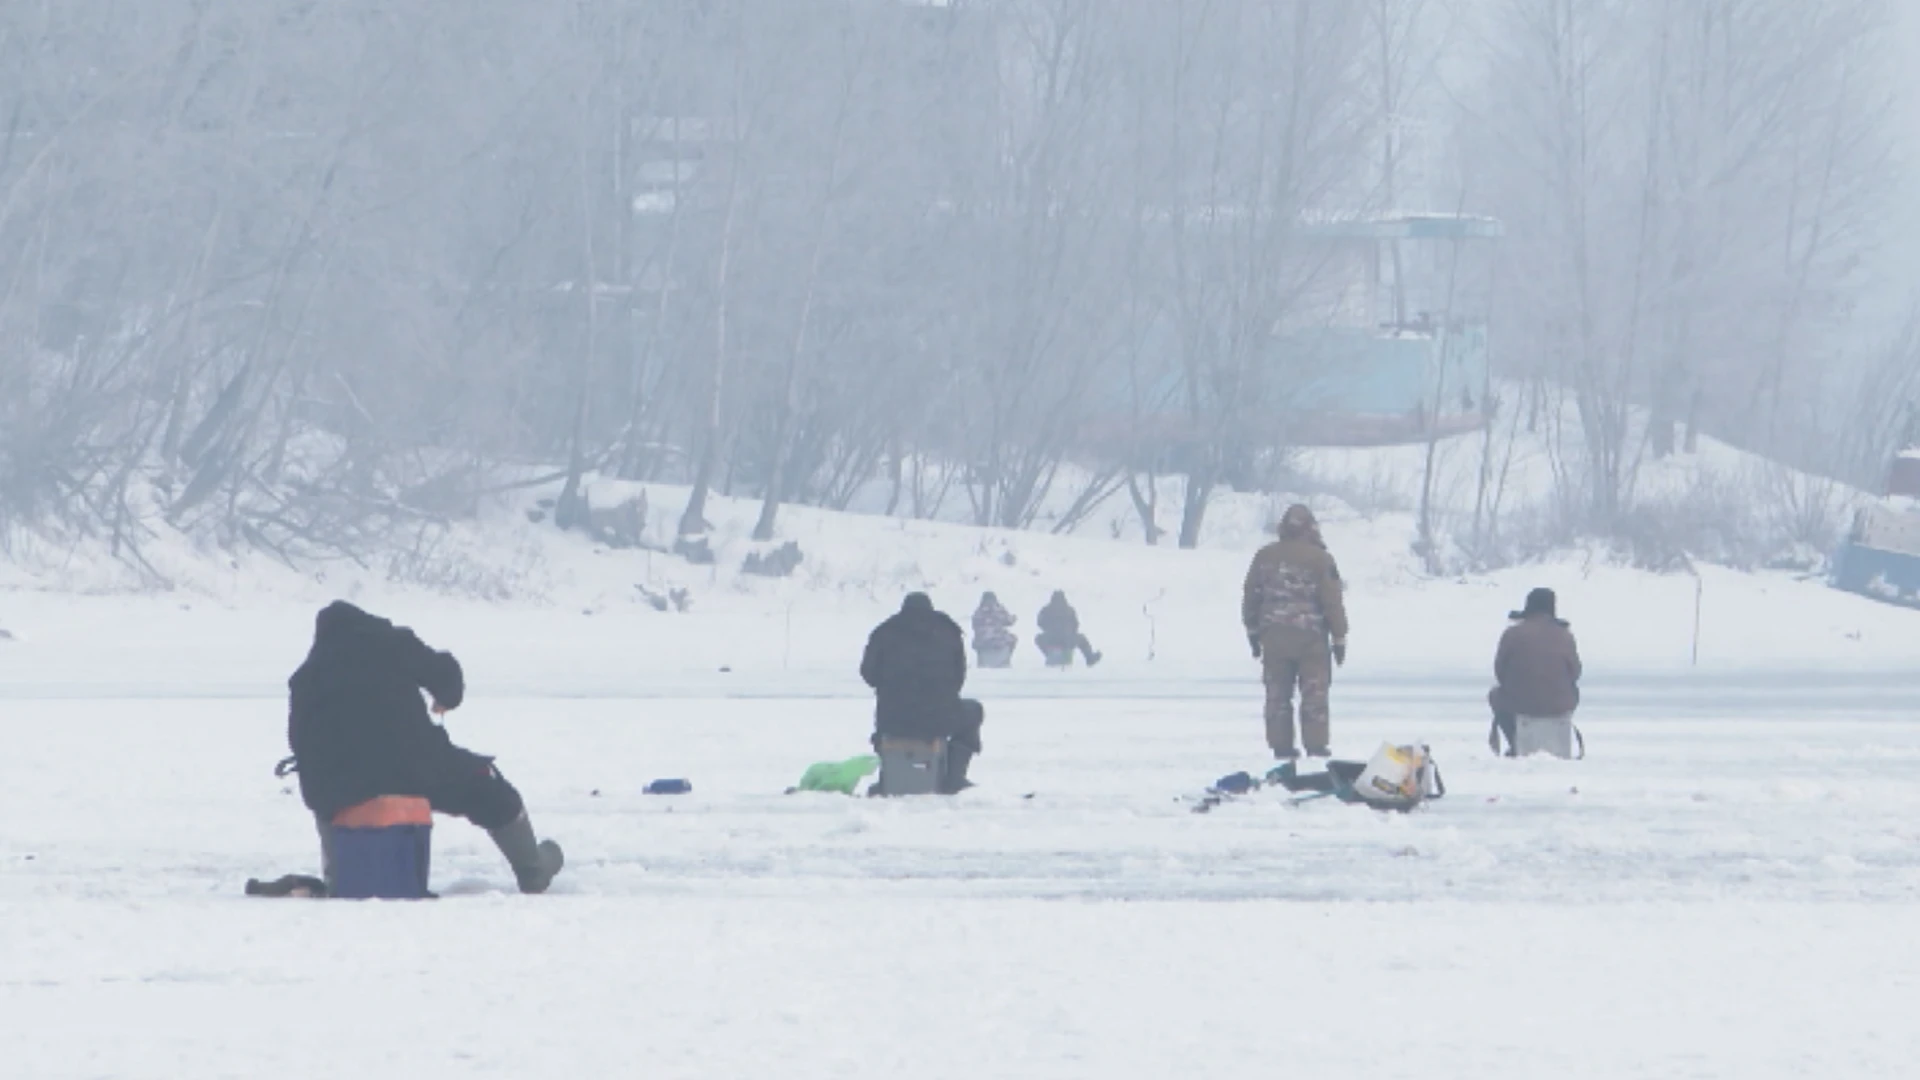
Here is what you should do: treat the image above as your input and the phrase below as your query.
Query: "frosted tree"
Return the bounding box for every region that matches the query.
[1467,0,1897,532]
[1107,0,1372,548]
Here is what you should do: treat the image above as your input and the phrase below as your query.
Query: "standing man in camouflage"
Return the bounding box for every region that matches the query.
[1241,504,1349,759]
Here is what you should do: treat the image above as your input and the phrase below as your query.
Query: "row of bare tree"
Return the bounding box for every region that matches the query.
[0,0,1908,574]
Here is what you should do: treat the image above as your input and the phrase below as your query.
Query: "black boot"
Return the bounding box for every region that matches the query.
[488,811,565,894]
[1078,637,1102,667]
[939,745,976,795]
[1492,712,1518,757]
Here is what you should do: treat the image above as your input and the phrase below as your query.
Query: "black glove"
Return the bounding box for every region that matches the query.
[1248,633,1262,659]
[1332,639,1347,666]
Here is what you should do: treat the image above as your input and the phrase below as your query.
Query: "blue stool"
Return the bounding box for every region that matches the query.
[328,796,433,900]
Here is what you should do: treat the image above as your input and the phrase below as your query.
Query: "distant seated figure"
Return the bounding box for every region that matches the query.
[1488,588,1583,758]
[970,591,1018,668]
[288,601,564,892]
[860,593,982,794]
[1035,590,1101,668]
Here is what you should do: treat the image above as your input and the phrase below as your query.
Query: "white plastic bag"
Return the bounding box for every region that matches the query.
[1352,742,1440,806]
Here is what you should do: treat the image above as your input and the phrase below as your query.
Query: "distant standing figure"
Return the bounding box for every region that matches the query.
[1035,591,1102,668]
[1488,588,1582,757]
[970,591,1018,668]
[1241,504,1348,759]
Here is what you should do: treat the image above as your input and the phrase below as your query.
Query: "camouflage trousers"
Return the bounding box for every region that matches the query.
[1260,629,1332,756]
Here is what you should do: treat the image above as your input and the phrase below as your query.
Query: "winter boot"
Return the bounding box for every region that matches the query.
[939,744,976,795]
[1077,638,1103,667]
[1272,747,1301,762]
[488,811,565,894]
[1491,712,1519,757]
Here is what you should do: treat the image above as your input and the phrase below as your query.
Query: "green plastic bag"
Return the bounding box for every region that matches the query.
[792,754,879,794]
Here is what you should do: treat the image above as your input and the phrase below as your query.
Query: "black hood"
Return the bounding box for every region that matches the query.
[313,600,388,644]
[292,601,390,689]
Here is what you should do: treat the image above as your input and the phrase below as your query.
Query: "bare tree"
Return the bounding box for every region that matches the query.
[1112,0,1370,548]
[1471,0,1895,535]
[750,1,876,542]
[3,0,1911,583]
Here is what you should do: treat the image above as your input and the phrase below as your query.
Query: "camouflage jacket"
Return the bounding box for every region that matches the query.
[970,601,1017,650]
[1241,539,1349,641]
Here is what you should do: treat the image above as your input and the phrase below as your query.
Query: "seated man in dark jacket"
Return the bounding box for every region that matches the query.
[288,601,564,893]
[860,593,983,794]
[1035,590,1101,667]
[1488,588,1582,756]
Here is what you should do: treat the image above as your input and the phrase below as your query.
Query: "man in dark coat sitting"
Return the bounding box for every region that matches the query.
[1488,587,1582,757]
[1036,590,1102,667]
[860,593,984,794]
[288,601,564,893]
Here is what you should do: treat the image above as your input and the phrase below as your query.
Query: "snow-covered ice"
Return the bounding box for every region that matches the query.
[4,644,1918,1077]
[3,443,1919,1077]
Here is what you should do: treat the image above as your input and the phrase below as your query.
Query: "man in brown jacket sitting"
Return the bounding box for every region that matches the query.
[1241,504,1349,759]
[1489,588,1583,757]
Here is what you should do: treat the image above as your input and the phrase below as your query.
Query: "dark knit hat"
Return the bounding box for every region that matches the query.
[1510,587,1558,621]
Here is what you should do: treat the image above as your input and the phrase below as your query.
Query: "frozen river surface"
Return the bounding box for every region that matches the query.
[2,669,1917,1078]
